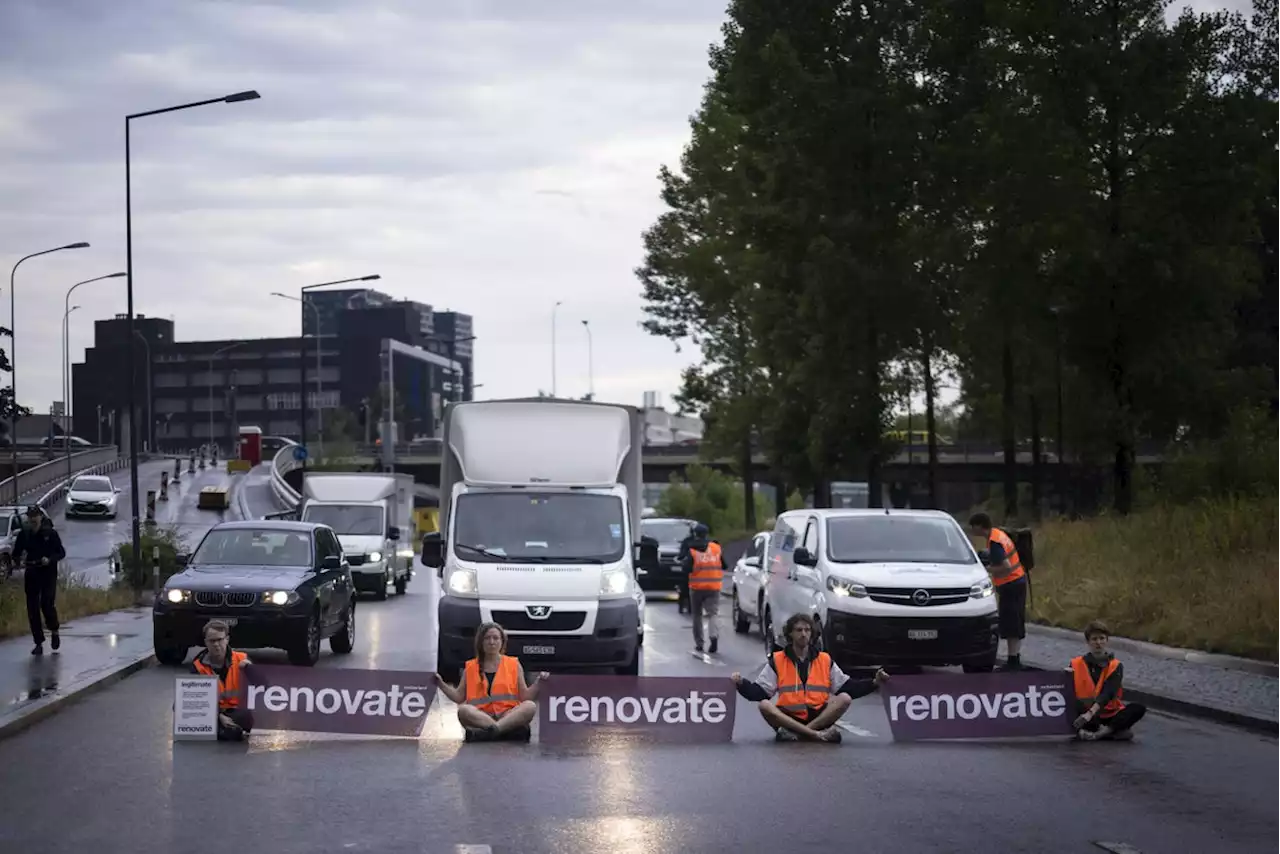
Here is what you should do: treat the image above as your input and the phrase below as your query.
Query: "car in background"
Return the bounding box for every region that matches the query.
[0,505,23,578]
[40,435,93,452]
[153,519,356,667]
[636,516,699,592]
[65,475,120,519]
[731,530,772,636]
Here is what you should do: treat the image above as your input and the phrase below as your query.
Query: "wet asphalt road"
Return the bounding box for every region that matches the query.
[0,571,1274,852]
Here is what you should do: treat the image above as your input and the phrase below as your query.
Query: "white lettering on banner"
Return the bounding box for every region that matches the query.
[888,687,1068,722]
[247,683,428,718]
[547,691,728,725]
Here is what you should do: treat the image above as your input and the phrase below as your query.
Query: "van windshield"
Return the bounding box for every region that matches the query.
[302,504,384,536]
[825,516,976,565]
[453,493,626,563]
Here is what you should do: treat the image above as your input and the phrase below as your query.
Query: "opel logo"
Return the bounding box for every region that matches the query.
[526,605,553,619]
[911,589,931,606]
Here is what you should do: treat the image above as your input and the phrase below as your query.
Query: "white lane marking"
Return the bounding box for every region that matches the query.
[1092,843,1144,854]
[456,846,493,854]
[835,721,876,738]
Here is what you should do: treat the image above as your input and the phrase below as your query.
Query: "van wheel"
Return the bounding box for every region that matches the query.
[732,590,750,634]
[374,578,389,601]
[616,646,640,676]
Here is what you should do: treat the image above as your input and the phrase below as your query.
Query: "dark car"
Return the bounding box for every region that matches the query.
[637,516,700,592]
[153,520,356,667]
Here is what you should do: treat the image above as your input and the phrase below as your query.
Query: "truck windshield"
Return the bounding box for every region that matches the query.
[825,516,977,565]
[453,493,626,562]
[302,504,384,536]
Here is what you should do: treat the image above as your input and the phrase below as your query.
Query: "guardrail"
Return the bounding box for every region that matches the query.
[0,446,124,508]
[34,454,137,513]
[270,443,302,511]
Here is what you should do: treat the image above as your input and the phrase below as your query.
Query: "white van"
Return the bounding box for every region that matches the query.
[761,508,999,672]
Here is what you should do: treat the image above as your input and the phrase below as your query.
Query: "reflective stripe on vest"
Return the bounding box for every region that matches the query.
[689,542,723,591]
[464,655,521,716]
[1071,656,1125,717]
[989,528,1025,586]
[192,650,247,710]
[772,650,832,721]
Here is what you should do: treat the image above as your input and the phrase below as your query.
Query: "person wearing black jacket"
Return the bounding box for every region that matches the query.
[13,506,66,656]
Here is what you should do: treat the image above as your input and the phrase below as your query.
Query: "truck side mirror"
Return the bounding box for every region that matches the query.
[387,526,401,541]
[421,532,443,569]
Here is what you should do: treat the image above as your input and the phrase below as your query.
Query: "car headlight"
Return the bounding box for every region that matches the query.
[368,551,383,563]
[826,576,867,598]
[165,588,191,604]
[600,567,630,596]
[970,579,994,599]
[448,568,478,595]
[263,590,300,606]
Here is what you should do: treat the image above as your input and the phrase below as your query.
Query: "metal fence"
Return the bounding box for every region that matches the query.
[0,446,123,508]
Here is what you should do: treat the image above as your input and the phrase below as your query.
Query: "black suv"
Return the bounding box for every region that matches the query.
[153,520,356,667]
[637,516,701,592]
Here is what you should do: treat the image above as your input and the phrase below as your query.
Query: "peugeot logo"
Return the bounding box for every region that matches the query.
[911,589,931,606]
[526,605,553,619]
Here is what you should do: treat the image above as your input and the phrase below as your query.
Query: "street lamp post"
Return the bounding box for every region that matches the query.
[581,319,594,400]
[208,342,245,453]
[8,241,90,503]
[125,88,259,572]
[271,292,324,457]
[134,330,153,452]
[551,300,563,397]
[61,303,79,454]
[62,271,127,482]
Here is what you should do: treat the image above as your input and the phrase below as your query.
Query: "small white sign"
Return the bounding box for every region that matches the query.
[173,675,219,741]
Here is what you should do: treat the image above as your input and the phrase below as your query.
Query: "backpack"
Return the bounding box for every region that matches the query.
[998,527,1035,571]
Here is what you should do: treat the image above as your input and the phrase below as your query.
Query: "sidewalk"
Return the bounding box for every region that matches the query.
[1015,624,1278,735]
[0,608,156,740]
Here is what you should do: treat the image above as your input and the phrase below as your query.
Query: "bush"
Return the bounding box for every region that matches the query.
[0,573,134,640]
[655,464,775,541]
[110,524,190,593]
[1029,494,1278,661]
[1154,406,1278,506]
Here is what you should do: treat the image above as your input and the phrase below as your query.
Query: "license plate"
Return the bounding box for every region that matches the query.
[222,618,238,627]
[907,629,937,640]
[523,645,554,655]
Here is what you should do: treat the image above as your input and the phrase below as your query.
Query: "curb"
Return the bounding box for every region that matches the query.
[0,651,157,743]
[1026,622,1278,678]
[1007,657,1279,737]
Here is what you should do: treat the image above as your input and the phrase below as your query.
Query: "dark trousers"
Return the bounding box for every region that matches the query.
[1084,703,1146,734]
[24,567,59,645]
[218,708,254,741]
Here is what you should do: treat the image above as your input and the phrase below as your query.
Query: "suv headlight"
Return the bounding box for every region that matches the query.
[165,588,191,604]
[368,551,383,563]
[600,567,630,596]
[970,578,994,599]
[826,576,867,598]
[263,590,300,606]
[448,568,478,596]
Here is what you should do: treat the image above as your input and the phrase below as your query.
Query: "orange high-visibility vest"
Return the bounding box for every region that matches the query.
[192,650,248,710]
[464,655,521,716]
[772,650,832,721]
[1071,656,1125,718]
[988,528,1025,586]
[688,542,724,591]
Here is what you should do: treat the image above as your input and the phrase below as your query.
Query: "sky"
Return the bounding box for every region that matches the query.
[0,0,1251,419]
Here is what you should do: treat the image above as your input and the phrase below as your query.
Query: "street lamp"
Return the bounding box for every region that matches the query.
[272,291,324,456]
[134,330,153,453]
[296,275,380,480]
[551,300,563,397]
[208,342,246,451]
[62,271,126,435]
[8,240,90,503]
[61,303,79,443]
[581,319,594,400]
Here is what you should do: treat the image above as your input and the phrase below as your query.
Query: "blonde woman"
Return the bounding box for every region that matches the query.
[435,621,549,742]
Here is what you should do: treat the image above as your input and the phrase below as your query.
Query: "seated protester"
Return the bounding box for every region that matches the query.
[435,621,549,742]
[731,613,890,743]
[1070,619,1146,741]
[189,619,254,742]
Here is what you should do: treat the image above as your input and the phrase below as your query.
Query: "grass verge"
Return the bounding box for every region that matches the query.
[1029,494,1278,661]
[0,574,136,641]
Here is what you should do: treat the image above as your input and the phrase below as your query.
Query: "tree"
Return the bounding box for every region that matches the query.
[0,330,31,440]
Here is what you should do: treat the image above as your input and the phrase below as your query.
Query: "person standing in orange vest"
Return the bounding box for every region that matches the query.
[435,621,549,742]
[969,512,1028,671]
[189,619,254,741]
[1068,620,1145,741]
[681,523,727,654]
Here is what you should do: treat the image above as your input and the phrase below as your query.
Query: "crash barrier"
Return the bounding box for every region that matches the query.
[2,446,124,508]
[33,452,139,514]
[270,442,302,511]
[197,486,230,510]
[172,667,1074,743]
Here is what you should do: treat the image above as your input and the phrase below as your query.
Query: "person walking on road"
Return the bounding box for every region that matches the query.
[189,619,255,741]
[14,506,66,656]
[732,613,890,743]
[681,523,726,654]
[1069,620,1146,741]
[968,512,1028,671]
[435,621,549,742]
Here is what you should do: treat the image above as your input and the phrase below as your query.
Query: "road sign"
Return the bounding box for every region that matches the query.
[293,445,308,461]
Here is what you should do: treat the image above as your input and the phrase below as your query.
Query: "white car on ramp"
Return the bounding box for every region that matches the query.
[65,475,120,519]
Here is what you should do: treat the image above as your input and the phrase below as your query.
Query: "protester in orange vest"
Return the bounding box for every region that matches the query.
[680,523,727,654]
[435,621,549,742]
[1069,620,1145,741]
[188,619,254,741]
[968,512,1028,671]
[732,613,890,742]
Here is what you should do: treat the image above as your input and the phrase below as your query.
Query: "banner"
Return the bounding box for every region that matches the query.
[173,676,219,741]
[537,675,736,744]
[881,671,1075,741]
[243,664,437,737]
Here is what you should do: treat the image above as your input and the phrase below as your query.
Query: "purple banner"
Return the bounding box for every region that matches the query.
[537,675,736,744]
[243,664,437,737]
[882,671,1075,741]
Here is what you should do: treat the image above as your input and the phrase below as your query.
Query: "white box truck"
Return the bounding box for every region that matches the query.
[421,398,656,679]
[299,471,416,599]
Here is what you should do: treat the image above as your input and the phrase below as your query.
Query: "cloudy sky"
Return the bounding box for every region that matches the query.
[0,0,1250,418]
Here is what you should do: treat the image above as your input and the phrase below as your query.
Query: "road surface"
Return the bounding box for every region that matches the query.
[0,568,1273,854]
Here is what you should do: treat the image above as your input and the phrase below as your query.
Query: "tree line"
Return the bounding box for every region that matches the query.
[637,0,1277,519]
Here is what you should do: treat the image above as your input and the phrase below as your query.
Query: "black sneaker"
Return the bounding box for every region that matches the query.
[694,644,704,653]
[50,633,60,651]
[708,639,718,655]
[31,644,43,656]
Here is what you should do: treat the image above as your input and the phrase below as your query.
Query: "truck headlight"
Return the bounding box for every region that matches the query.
[263,590,299,606]
[600,568,630,596]
[368,551,383,563]
[448,568,477,595]
[165,588,191,604]
[970,579,994,599]
[826,576,867,598]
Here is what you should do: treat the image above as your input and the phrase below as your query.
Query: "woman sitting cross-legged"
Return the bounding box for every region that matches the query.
[435,621,550,742]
